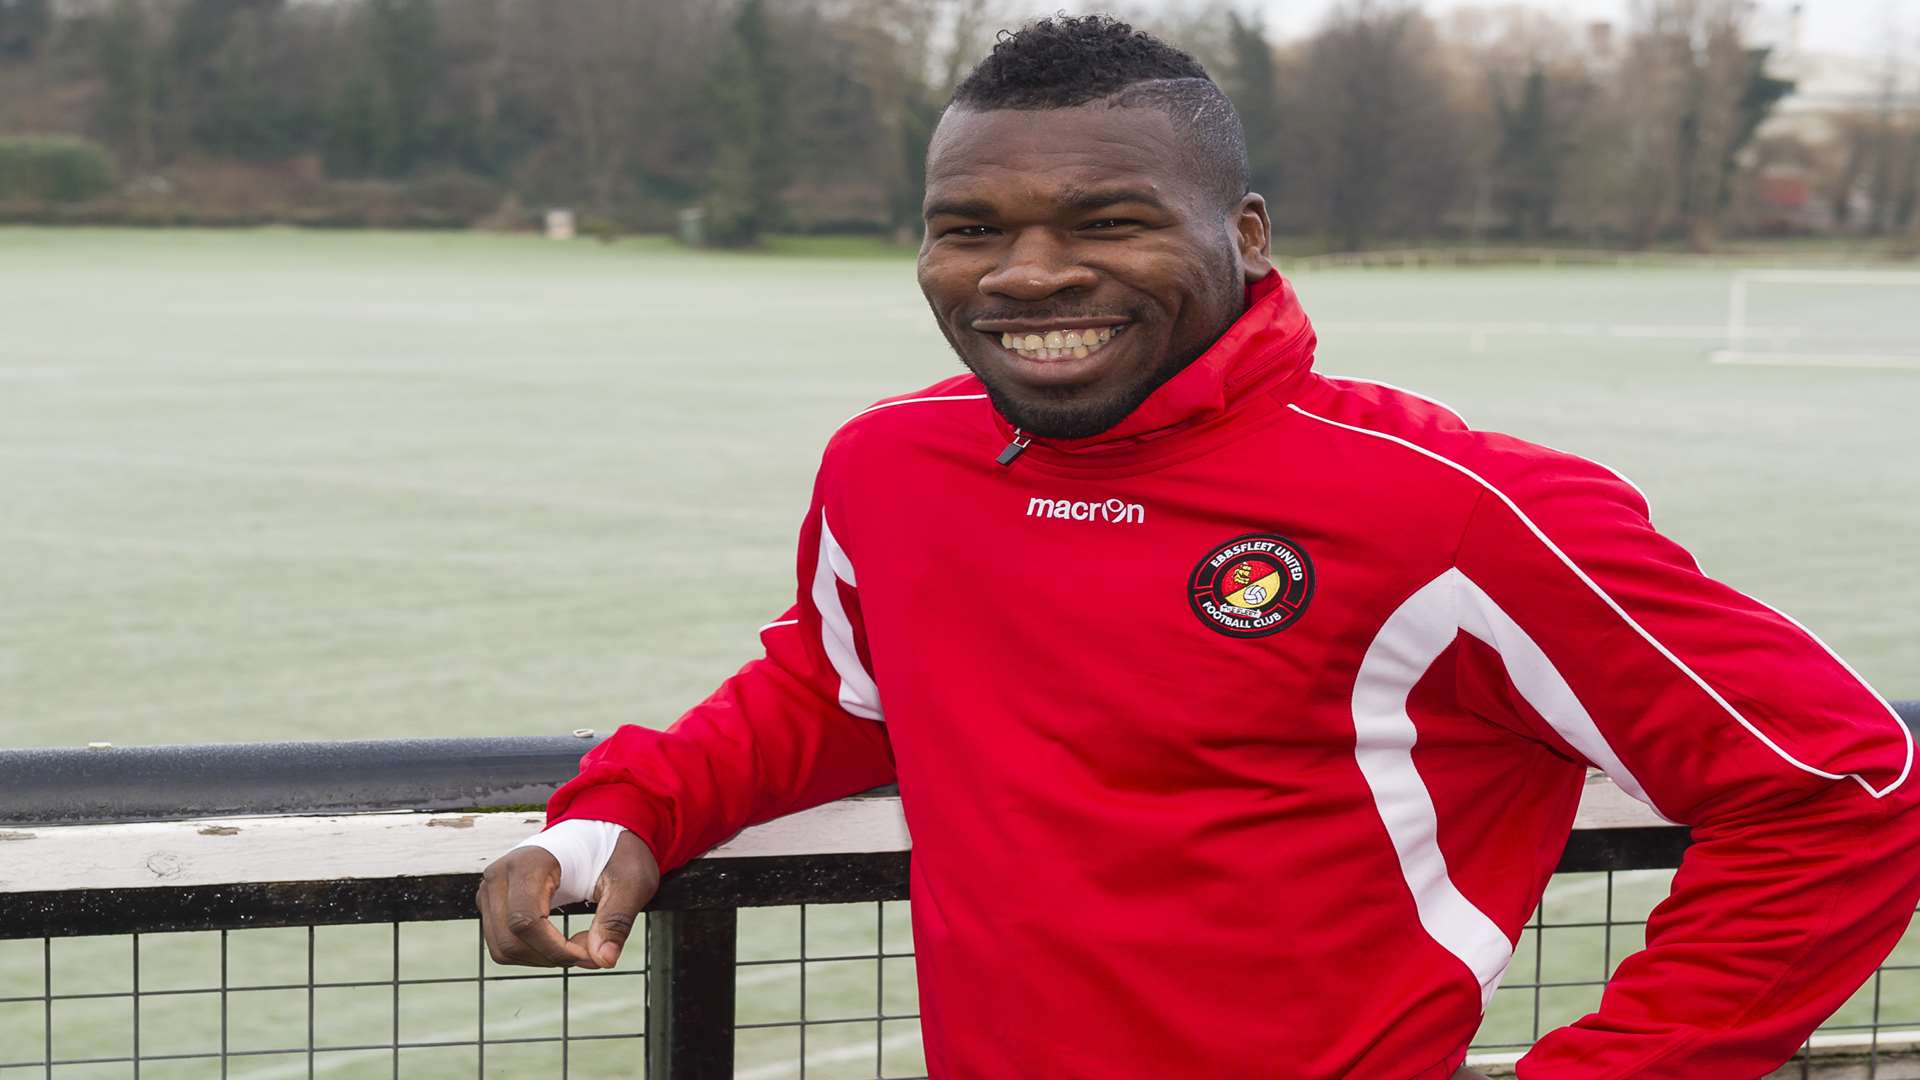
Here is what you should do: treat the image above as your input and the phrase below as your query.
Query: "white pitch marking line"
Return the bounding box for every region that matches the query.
[1318,320,1806,341]
[1709,349,1920,371]
[0,447,767,523]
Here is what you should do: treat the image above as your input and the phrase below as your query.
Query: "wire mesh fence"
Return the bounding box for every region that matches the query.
[7,879,1920,1078]
[1478,868,1920,1077]
[0,916,645,1079]
[0,903,925,1080]
[731,902,922,1080]
[6,728,1919,1079]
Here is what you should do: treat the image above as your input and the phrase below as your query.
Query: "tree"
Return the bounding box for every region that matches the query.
[1296,1,1470,250]
[1222,11,1285,202]
[1905,127,1920,253]
[318,0,441,177]
[1673,34,1791,251]
[701,0,787,246]
[435,0,557,182]
[1893,128,1920,233]
[324,72,387,176]
[819,0,1002,240]
[1490,67,1562,238]
[95,0,163,170]
[0,0,50,59]
[0,0,1847,243]
[532,0,647,211]
[173,1,323,161]
[367,0,438,174]
[1600,0,1792,251]
[1715,46,1794,225]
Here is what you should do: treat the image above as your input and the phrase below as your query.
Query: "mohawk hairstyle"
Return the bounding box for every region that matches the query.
[949,14,1251,208]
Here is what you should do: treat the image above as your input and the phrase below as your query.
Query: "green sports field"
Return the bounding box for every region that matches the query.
[2,228,1917,1076]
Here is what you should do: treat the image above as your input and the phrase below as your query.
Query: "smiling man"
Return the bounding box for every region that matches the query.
[919,73,1262,446]
[478,16,1920,1078]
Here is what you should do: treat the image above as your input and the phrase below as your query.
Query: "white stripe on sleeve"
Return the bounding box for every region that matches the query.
[812,511,882,721]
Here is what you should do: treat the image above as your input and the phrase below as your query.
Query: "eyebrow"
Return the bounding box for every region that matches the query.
[1057,186,1170,213]
[923,198,998,221]
[924,186,1172,222]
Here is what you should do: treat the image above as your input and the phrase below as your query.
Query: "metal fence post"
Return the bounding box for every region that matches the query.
[646,909,739,1080]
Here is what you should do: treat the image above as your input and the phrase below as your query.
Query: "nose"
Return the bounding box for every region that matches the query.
[977,229,1098,301]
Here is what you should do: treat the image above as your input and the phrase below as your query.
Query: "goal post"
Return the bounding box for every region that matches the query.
[1713,269,1920,370]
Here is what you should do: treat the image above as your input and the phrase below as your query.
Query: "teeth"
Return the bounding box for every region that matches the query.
[998,324,1125,361]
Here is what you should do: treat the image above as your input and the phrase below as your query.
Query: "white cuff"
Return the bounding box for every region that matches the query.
[513,818,628,907]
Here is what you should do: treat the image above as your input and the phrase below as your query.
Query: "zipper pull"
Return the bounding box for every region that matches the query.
[996,429,1031,467]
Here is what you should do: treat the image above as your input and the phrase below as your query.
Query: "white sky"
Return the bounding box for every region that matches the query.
[1168,0,1914,60]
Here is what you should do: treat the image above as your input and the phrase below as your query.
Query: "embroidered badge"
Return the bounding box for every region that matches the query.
[1188,533,1315,638]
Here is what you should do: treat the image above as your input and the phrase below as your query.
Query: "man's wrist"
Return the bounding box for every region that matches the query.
[514,819,629,906]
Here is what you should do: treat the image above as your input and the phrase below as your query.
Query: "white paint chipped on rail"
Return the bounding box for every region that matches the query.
[0,777,1655,894]
[0,796,914,893]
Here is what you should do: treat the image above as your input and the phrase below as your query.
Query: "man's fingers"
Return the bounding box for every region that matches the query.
[587,833,661,968]
[477,856,533,965]
[503,856,592,967]
[586,898,641,968]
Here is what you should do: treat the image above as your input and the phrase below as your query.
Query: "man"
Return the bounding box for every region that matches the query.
[479,16,1920,1078]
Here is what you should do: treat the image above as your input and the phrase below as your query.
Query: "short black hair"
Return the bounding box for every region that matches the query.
[949,15,1250,209]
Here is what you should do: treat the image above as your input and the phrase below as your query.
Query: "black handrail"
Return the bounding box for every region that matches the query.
[0,734,607,827]
[3,701,1913,828]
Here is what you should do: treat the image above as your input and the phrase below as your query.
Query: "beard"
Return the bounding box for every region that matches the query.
[924,232,1247,441]
[960,343,1198,440]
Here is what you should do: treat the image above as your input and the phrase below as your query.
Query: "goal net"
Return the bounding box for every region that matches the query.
[1712,270,1920,370]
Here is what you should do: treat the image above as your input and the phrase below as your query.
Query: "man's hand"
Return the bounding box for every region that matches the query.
[477,830,660,969]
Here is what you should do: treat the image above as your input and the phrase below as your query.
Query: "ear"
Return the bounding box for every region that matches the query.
[1234,193,1273,283]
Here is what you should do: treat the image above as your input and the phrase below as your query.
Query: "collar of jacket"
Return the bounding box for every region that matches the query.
[989,267,1318,475]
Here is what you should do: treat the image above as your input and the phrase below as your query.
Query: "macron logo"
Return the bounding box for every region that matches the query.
[1026,496,1146,525]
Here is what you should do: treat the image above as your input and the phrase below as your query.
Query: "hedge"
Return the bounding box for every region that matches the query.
[0,136,118,202]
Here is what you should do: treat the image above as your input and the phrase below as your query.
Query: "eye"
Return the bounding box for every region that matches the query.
[943,225,997,238]
[1082,218,1142,231]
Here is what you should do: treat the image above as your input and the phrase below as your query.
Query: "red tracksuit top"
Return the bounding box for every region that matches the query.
[545,271,1920,1078]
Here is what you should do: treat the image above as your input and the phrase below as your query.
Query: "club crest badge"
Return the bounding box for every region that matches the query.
[1188,533,1315,638]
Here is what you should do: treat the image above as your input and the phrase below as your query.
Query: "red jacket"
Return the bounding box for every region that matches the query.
[544,271,1920,1077]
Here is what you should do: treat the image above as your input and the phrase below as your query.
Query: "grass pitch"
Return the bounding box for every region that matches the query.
[3,230,1915,750]
[1,228,1916,1076]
